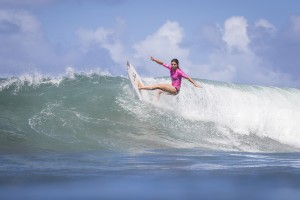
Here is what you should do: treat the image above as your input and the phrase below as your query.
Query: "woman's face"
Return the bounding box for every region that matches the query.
[171,61,178,70]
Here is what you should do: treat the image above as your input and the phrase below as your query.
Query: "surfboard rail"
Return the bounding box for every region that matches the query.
[127,61,144,100]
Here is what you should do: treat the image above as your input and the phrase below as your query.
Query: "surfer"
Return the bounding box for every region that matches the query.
[138,57,201,99]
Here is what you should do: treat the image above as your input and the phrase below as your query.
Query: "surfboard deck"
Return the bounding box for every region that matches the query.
[127,61,144,100]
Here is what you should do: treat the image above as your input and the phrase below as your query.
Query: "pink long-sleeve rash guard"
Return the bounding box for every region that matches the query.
[162,63,188,91]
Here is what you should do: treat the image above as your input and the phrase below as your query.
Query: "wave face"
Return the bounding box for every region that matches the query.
[1,72,299,153]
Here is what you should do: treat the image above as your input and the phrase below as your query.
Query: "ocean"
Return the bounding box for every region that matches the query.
[1,70,300,200]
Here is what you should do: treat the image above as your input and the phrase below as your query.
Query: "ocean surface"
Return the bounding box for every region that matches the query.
[1,70,300,200]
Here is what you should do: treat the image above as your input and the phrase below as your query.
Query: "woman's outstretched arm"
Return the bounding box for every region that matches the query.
[187,77,201,88]
[150,57,164,65]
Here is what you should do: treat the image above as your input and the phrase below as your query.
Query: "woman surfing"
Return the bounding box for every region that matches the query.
[138,56,201,99]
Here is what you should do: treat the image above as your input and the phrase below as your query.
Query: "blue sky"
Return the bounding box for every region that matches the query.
[0,0,300,88]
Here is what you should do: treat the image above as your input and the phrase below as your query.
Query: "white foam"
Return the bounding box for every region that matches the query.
[0,67,113,93]
[171,81,300,149]
[122,77,300,150]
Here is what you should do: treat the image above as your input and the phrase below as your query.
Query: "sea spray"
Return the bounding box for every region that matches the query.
[121,77,300,151]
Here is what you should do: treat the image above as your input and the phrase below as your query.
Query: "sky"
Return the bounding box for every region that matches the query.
[0,0,300,88]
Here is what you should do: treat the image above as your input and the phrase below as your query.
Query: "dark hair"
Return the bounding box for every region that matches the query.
[171,58,180,69]
[171,58,179,65]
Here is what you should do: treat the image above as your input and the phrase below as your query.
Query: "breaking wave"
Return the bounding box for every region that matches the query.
[0,70,299,153]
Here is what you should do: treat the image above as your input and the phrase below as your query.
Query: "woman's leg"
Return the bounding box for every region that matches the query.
[139,83,177,94]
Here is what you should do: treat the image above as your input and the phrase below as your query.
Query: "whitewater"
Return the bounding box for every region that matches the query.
[1,70,300,200]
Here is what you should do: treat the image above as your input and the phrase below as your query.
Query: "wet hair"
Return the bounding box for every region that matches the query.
[171,58,179,68]
[171,58,179,65]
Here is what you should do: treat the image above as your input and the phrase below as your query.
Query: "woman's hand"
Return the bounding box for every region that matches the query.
[195,83,201,88]
[150,57,163,65]
[188,77,201,88]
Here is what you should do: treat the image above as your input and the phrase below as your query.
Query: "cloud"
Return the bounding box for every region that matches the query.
[214,16,281,86]
[76,24,127,66]
[77,28,114,49]
[0,9,59,75]
[0,19,20,34]
[190,17,253,83]
[255,19,276,32]
[195,16,300,88]
[0,9,128,76]
[75,20,193,77]
[74,20,198,78]
[134,21,188,58]
[133,21,190,76]
[0,9,41,34]
[222,16,250,53]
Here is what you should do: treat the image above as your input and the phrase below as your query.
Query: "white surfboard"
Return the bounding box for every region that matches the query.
[127,61,144,100]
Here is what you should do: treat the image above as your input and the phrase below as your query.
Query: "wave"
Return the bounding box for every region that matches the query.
[0,70,299,153]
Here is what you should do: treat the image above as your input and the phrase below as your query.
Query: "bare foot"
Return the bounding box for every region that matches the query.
[138,81,143,90]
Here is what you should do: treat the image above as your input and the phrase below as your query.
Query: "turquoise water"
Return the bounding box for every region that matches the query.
[1,72,300,199]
